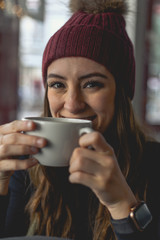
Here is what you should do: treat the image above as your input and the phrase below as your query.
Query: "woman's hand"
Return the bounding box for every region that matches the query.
[69,131,137,219]
[0,120,46,195]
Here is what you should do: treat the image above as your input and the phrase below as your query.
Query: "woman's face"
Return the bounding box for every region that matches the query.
[47,57,116,133]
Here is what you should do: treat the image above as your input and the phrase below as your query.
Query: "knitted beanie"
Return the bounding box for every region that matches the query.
[42,0,135,99]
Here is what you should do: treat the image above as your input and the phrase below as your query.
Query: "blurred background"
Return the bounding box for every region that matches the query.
[0,0,160,141]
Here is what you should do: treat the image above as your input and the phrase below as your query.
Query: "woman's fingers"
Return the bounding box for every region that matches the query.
[0,132,47,148]
[69,147,107,173]
[0,132,46,160]
[69,148,101,175]
[69,145,127,206]
[0,120,47,150]
[69,131,137,216]
[0,158,38,172]
[0,121,47,160]
[69,147,114,188]
[79,131,113,153]
[69,131,121,197]
[0,120,35,135]
[0,144,39,159]
[69,171,97,187]
[69,131,116,181]
[0,120,41,195]
[69,149,102,190]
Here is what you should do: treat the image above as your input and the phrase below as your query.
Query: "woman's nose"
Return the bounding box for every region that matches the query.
[64,90,85,114]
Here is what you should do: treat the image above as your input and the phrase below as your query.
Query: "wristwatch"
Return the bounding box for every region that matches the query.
[130,201,152,231]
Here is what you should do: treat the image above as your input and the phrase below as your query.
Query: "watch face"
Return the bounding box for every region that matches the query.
[130,202,152,231]
[134,203,152,230]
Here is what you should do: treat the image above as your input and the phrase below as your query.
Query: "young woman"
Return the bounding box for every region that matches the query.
[0,0,160,240]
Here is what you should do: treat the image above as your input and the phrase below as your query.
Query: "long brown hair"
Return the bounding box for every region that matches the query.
[26,85,149,239]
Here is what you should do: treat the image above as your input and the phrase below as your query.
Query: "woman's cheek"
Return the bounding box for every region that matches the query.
[47,91,63,116]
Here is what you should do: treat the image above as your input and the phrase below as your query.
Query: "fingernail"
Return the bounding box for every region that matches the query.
[27,121,33,129]
[31,147,38,154]
[37,138,45,147]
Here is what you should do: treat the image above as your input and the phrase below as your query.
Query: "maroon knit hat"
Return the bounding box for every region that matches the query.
[42,1,135,99]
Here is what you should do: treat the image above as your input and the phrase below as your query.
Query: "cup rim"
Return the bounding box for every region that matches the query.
[22,117,92,124]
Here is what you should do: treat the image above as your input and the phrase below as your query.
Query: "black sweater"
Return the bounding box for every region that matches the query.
[0,141,160,240]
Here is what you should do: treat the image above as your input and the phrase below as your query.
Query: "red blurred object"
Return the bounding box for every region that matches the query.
[0,12,19,124]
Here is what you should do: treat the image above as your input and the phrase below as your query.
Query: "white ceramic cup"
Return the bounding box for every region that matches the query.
[22,117,93,167]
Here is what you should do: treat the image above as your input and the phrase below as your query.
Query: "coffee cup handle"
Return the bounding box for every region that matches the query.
[79,127,93,136]
[79,127,94,150]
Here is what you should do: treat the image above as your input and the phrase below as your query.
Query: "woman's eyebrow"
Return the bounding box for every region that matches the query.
[78,72,108,80]
[47,73,66,80]
[47,72,108,81]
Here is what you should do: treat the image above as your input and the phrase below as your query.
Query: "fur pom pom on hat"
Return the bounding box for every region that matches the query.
[69,0,128,14]
[42,0,135,99]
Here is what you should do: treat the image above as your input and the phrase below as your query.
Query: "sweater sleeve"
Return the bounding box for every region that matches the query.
[0,194,9,237]
[111,215,160,240]
[0,170,31,238]
[111,141,160,240]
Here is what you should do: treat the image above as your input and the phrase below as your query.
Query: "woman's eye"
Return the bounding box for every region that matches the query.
[48,82,65,89]
[83,81,104,89]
